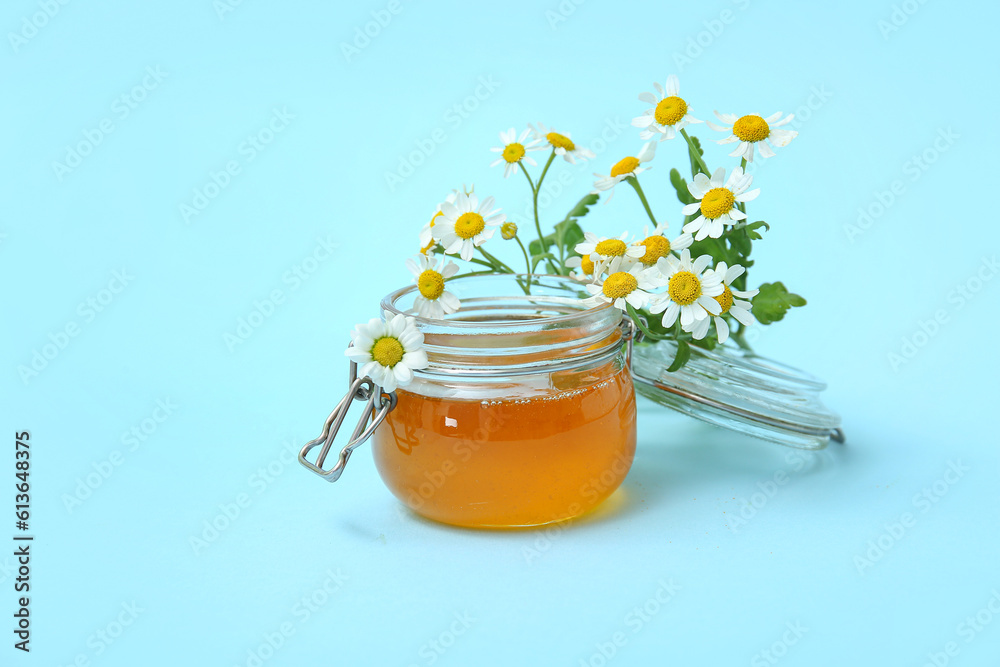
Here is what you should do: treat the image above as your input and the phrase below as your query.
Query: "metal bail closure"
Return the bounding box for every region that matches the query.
[299,356,397,482]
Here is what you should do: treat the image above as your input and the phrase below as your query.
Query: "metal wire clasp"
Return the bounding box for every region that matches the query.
[298,354,397,482]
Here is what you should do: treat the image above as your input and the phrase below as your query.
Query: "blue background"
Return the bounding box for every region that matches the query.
[2,0,999,664]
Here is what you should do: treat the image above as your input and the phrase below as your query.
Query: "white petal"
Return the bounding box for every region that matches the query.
[638,141,656,162]
[716,317,730,343]
[710,167,726,188]
[661,302,679,327]
[665,74,679,96]
[681,202,701,216]
[757,141,776,159]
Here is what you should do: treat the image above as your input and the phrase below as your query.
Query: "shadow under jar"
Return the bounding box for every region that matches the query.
[372,274,637,528]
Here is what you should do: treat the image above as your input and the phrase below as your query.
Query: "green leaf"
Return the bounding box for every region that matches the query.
[669,168,696,205]
[729,228,751,258]
[561,192,599,224]
[555,220,585,255]
[751,282,807,325]
[745,220,770,241]
[666,339,691,372]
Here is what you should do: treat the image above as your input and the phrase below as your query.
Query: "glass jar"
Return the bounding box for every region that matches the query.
[372,274,636,528]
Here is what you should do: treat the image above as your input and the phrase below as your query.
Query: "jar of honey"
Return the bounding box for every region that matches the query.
[372,274,635,528]
[298,274,843,529]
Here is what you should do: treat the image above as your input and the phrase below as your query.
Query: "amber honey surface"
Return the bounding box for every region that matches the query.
[372,365,636,528]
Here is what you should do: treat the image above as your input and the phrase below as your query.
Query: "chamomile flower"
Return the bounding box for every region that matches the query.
[632,75,702,141]
[565,253,598,282]
[681,167,759,241]
[686,262,758,343]
[528,122,596,164]
[344,312,429,392]
[632,223,693,267]
[575,231,646,272]
[405,255,460,320]
[584,256,659,311]
[420,190,459,252]
[648,249,724,328]
[592,141,656,200]
[489,128,543,178]
[707,111,797,162]
[436,190,505,262]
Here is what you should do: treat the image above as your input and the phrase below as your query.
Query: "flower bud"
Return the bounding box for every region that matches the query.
[501,222,518,240]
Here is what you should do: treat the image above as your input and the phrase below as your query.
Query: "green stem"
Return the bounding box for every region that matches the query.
[449,270,500,280]
[626,177,658,227]
[478,246,529,294]
[515,236,533,286]
[732,323,753,351]
[625,304,669,341]
[680,128,711,177]
[531,151,557,247]
[466,257,495,269]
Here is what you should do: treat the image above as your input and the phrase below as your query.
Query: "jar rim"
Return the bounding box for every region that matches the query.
[380,273,613,329]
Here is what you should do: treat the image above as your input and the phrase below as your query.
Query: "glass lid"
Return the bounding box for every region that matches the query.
[630,339,844,450]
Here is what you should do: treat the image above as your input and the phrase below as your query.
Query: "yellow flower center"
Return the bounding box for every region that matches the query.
[654,96,688,126]
[714,285,733,315]
[547,132,575,151]
[602,272,638,299]
[419,240,435,255]
[429,211,442,227]
[668,271,702,306]
[637,236,670,265]
[595,239,627,257]
[417,269,445,300]
[580,254,595,275]
[610,156,640,178]
[700,187,735,219]
[502,143,526,163]
[733,115,770,142]
[501,222,518,240]
[454,212,486,240]
[371,337,404,368]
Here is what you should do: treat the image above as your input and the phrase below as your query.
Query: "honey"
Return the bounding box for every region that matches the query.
[372,364,636,528]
